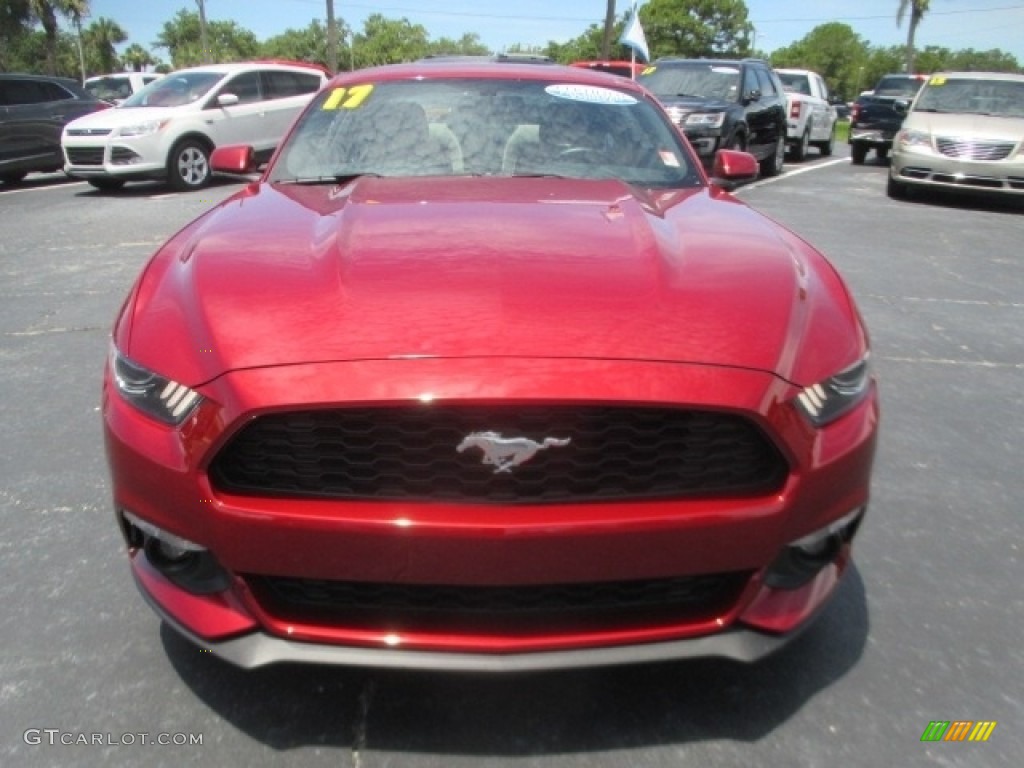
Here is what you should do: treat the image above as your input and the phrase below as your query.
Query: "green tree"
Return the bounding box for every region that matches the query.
[352,14,429,68]
[121,42,155,72]
[545,23,606,63]
[641,0,753,59]
[263,20,333,68]
[84,16,126,74]
[947,47,1021,73]
[427,32,490,57]
[0,0,33,71]
[770,23,870,101]
[155,9,259,68]
[897,0,930,73]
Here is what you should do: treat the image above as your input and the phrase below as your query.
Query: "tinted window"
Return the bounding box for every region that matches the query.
[754,67,777,97]
[743,67,760,98]
[778,72,810,95]
[0,78,72,106]
[222,71,262,104]
[263,71,323,100]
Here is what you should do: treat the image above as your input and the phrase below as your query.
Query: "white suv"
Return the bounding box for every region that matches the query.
[63,61,328,191]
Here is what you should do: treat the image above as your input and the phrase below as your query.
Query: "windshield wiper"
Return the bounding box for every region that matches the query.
[277,172,382,185]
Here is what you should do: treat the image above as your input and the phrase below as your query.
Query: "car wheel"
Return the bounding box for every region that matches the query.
[818,123,836,156]
[850,142,868,165]
[167,139,212,191]
[0,171,28,185]
[760,135,785,177]
[87,178,126,192]
[791,127,810,162]
[886,173,909,199]
[876,146,889,162]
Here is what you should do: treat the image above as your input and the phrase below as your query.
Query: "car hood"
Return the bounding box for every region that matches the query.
[65,105,186,131]
[122,177,863,388]
[904,111,1024,141]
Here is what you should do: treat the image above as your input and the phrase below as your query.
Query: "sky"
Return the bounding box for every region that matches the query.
[83,0,1024,64]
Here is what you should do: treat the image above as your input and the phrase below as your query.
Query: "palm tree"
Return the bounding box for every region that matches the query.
[27,1,60,74]
[897,0,930,73]
[121,43,154,73]
[85,16,127,74]
[60,0,90,81]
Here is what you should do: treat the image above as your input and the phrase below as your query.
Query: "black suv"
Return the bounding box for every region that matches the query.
[0,73,109,184]
[638,58,788,176]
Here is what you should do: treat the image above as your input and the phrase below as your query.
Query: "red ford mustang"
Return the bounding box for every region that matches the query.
[103,60,878,671]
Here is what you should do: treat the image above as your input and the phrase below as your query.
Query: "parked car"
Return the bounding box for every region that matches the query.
[0,73,110,184]
[888,71,1024,202]
[84,72,162,105]
[570,60,646,79]
[775,68,838,160]
[62,60,328,191]
[104,59,878,671]
[638,58,788,176]
[849,73,928,164]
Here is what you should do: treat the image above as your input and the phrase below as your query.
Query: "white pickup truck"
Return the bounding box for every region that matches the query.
[775,68,838,161]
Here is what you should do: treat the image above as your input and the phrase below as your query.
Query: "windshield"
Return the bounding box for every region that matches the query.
[637,64,740,101]
[914,76,1024,117]
[270,78,701,188]
[120,71,224,108]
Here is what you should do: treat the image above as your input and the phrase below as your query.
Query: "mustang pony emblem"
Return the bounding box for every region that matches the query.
[456,431,571,474]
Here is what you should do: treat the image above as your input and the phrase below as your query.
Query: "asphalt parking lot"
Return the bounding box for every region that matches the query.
[1,151,1020,767]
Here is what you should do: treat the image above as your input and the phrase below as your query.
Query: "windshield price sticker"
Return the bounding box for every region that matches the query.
[322,84,375,110]
[546,84,637,106]
[930,75,947,86]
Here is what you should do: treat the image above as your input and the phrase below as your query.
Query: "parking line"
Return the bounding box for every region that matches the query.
[739,158,849,192]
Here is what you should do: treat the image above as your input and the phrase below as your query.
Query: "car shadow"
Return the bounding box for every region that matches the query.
[163,565,869,755]
[1,172,80,190]
[898,187,1023,215]
[76,176,246,197]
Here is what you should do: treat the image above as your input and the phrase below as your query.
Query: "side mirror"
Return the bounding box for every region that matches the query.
[216,93,240,108]
[893,99,909,116]
[743,89,761,104]
[211,145,257,174]
[710,149,759,189]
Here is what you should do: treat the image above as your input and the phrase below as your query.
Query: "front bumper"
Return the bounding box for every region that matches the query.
[62,136,166,180]
[891,148,1024,197]
[106,356,878,669]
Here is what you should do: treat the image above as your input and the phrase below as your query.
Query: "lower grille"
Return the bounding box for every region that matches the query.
[66,147,104,165]
[936,137,1015,161]
[210,405,788,503]
[110,146,140,164]
[247,572,752,633]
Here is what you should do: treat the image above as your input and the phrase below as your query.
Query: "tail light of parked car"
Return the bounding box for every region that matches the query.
[789,101,803,120]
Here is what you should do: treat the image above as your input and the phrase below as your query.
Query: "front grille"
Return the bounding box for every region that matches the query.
[935,137,1015,161]
[247,571,752,633]
[210,405,788,503]
[66,128,111,137]
[65,147,104,165]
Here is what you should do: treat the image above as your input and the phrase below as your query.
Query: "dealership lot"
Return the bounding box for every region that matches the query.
[1,154,1020,767]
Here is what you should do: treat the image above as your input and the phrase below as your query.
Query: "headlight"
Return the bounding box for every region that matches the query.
[794,356,871,427]
[685,112,726,129]
[117,119,168,138]
[897,129,931,149]
[110,345,201,425]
